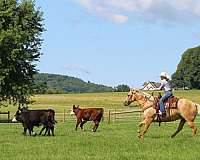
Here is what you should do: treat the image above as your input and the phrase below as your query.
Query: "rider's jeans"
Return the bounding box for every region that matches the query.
[159,91,172,113]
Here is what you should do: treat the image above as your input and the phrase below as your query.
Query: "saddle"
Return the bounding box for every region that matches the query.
[164,96,178,109]
[153,95,178,126]
[154,95,179,117]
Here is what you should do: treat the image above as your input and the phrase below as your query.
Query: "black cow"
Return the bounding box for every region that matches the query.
[13,107,56,136]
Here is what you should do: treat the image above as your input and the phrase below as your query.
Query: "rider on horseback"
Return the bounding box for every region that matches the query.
[158,72,173,117]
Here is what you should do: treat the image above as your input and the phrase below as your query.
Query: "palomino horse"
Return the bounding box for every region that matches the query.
[124,89,200,139]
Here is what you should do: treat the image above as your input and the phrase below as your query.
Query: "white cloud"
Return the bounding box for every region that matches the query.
[75,0,128,23]
[75,0,200,24]
[102,12,128,23]
[64,64,91,74]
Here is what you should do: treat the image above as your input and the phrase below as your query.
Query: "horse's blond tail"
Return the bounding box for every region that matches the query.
[196,104,200,115]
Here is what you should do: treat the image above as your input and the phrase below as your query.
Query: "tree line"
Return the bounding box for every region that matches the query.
[171,46,200,89]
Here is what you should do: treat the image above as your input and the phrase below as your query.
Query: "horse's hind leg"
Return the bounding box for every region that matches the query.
[187,121,197,136]
[183,113,197,137]
[171,118,186,138]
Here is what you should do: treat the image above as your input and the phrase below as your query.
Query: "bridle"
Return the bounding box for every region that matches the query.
[127,94,133,102]
[129,91,156,110]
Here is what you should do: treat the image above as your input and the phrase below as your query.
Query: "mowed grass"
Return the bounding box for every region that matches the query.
[1,90,200,160]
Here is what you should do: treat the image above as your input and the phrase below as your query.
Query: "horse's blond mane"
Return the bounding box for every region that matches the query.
[141,91,155,101]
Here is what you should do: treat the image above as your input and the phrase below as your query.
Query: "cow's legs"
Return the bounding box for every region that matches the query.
[43,124,54,136]
[47,126,51,136]
[39,126,46,135]
[50,126,54,136]
[43,127,49,136]
[92,121,99,132]
[23,127,27,135]
[28,127,33,136]
[80,120,87,130]
[22,123,28,135]
[75,120,81,131]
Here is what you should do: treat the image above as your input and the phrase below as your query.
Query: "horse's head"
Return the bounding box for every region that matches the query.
[124,89,139,106]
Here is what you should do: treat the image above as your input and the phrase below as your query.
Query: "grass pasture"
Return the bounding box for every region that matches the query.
[1,90,200,160]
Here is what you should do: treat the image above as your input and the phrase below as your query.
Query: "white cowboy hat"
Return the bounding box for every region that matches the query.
[160,72,167,77]
[160,72,170,79]
[166,74,170,79]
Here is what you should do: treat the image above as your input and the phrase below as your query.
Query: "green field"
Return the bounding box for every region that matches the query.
[1,90,200,160]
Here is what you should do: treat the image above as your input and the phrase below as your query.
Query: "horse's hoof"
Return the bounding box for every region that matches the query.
[138,134,144,139]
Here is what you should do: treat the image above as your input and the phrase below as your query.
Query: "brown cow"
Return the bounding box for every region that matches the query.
[72,105,104,132]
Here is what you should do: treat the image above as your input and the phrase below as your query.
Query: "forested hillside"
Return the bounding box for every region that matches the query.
[33,73,114,94]
[172,45,200,89]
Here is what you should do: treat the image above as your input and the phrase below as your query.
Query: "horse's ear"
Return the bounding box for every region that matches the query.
[73,105,76,109]
[131,88,135,91]
[135,89,140,93]
[77,105,80,108]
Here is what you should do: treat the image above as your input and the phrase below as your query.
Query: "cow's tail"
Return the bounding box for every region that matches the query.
[196,104,200,115]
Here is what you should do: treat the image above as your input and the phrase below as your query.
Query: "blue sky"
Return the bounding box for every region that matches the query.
[35,0,200,87]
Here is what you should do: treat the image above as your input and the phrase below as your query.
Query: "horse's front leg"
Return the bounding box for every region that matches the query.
[137,121,145,134]
[138,117,154,139]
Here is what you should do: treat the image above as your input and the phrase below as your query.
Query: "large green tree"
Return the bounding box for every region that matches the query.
[0,0,44,106]
[114,84,130,92]
[172,46,200,89]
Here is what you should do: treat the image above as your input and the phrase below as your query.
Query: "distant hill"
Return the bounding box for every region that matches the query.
[33,73,114,94]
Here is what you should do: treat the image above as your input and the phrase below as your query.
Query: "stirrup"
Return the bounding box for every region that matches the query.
[158,110,162,115]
